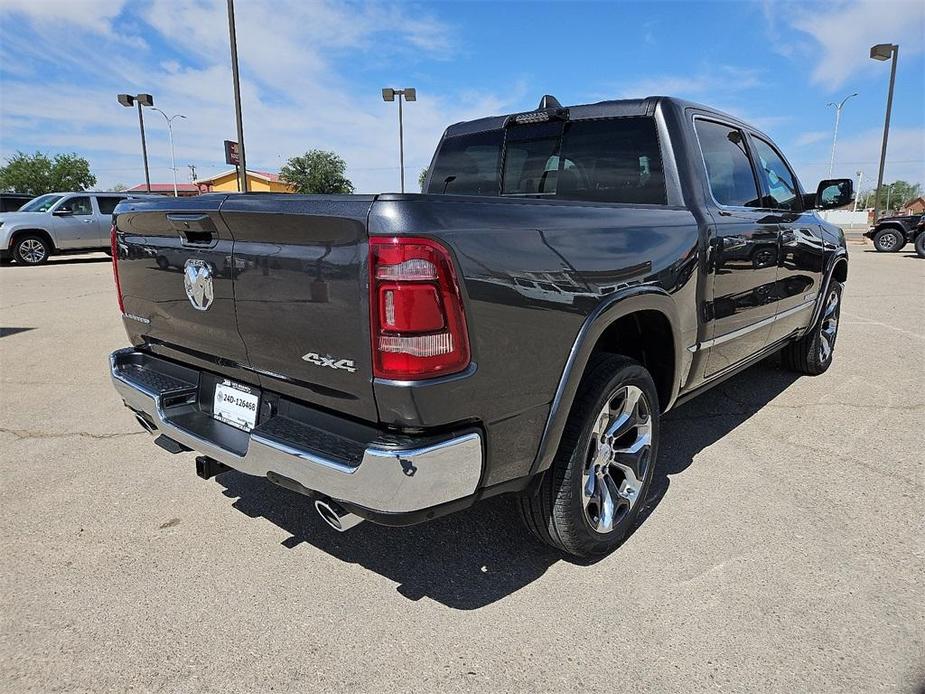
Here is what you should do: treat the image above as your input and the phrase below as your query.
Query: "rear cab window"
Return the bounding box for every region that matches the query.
[428,116,667,205]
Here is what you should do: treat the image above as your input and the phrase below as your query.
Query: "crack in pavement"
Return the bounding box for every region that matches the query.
[0,427,145,442]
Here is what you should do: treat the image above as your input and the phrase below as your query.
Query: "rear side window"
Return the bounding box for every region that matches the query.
[750,137,802,211]
[694,119,761,208]
[96,196,125,215]
[427,116,667,205]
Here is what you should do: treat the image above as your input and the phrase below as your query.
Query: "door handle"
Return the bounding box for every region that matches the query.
[167,213,217,246]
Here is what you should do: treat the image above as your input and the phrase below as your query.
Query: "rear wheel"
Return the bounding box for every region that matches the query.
[518,353,659,559]
[782,281,842,375]
[872,227,905,252]
[13,235,51,265]
[915,232,925,259]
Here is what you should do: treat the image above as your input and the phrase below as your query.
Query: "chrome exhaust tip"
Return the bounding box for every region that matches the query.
[314,498,364,532]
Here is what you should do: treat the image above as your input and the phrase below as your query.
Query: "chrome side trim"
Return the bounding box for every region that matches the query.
[110,349,483,514]
[691,299,815,352]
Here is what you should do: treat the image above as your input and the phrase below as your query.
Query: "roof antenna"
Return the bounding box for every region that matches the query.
[537,94,561,110]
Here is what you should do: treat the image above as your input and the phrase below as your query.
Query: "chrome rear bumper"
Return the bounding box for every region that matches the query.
[110,348,483,514]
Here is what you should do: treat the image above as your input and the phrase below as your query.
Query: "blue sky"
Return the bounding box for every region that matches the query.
[1,0,923,194]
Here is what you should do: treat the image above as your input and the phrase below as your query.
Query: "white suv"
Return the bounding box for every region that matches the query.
[0,192,140,266]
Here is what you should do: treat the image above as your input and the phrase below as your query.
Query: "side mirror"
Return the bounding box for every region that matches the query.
[814,178,854,210]
[52,208,73,216]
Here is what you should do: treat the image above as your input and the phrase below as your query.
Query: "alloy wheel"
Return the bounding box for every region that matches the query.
[581,384,652,534]
[18,239,47,264]
[876,231,900,251]
[819,288,839,362]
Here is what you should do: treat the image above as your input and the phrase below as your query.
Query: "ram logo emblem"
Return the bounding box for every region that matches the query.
[183,259,214,311]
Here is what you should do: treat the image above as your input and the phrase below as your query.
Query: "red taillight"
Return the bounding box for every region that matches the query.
[369,236,470,379]
[110,225,125,315]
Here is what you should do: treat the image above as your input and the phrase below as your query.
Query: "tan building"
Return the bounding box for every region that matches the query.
[900,196,925,215]
[195,169,295,193]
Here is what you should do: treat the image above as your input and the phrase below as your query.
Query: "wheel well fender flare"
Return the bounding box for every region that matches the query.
[9,228,56,252]
[529,286,682,476]
[809,251,848,329]
[874,222,906,235]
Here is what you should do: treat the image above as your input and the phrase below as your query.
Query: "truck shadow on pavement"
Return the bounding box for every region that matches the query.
[215,357,799,610]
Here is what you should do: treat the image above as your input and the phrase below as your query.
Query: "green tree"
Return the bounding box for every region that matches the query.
[857,180,922,212]
[111,183,128,192]
[0,151,96,195]
[418,167,429,192]
[279,150,354,194]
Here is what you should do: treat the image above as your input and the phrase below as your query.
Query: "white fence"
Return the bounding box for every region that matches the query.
[817,210,869,228]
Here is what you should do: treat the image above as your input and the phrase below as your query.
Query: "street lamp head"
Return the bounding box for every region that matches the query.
[382,88,395,102]
[403,88,416,102]
[137,93,154,107]
[177,114,187,120]
[870,43,895,60]
[117,93,135,107]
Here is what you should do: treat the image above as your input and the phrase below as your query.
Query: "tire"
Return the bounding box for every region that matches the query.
[872,227,906,252]
[915,233,925,259]
[518,353,660,559]
[782,280,842,375]
[12,234,51,265]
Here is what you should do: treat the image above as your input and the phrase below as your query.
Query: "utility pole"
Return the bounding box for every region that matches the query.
[227,0,248,192]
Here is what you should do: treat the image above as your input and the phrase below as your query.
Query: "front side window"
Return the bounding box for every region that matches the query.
[750,136,802,211]
[694,119,761,208]
[96,196,125,215]
[19,194,63,212]
[58,196,93,215]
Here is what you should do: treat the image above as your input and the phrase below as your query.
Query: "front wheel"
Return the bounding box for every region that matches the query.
[872,227,905,252]
[782,281,842,375]
[518,353,659,559]
[915,233,925,259]
[13,235,51,265]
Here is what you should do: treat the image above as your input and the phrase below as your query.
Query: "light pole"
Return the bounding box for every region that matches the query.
[117,93,154,192]
[151,108,186,197]
[853,170,863,212]
[382,87,416,193]
[870,42,899,222]
[826,92,858,177]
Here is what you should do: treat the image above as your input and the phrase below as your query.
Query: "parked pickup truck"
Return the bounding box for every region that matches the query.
[109,96,851,558]
[0,192,137,265]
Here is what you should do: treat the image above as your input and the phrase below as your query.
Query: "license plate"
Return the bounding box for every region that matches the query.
[213,379,260,431]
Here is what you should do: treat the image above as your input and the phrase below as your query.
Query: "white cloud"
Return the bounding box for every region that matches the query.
[0,1,522,192]
[776,0,925,89]
[795,130,831,147]
[788,126,925,189]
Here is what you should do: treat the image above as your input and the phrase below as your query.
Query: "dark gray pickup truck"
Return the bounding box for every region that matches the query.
[109,96,852,558]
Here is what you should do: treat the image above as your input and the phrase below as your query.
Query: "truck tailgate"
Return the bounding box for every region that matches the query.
[219,195,377,421]
[116,195,251,371]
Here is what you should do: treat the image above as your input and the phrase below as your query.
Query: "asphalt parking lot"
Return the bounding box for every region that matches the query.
[1,244,922,693]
